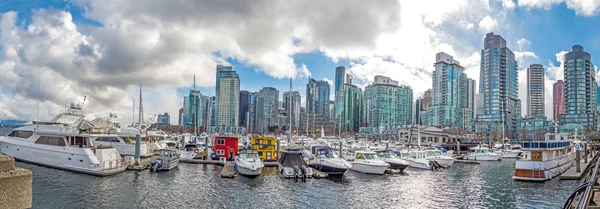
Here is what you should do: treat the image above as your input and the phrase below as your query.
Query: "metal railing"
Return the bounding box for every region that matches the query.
[564,145,600,209]
[98,158,126,170]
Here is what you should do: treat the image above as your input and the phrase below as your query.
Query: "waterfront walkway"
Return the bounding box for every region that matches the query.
[561,153,595,180]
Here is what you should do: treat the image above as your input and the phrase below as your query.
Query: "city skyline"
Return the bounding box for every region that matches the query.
[2,1,600,127]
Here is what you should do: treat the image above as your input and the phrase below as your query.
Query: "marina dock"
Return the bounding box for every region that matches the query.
[560,153,595,180]
[455,160,480,164]
[220,163,236,178]
[179,159,278,167]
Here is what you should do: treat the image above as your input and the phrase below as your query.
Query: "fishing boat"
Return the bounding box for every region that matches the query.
[235,149,264,177]
[0,104,127,176]
[149,148,180,171]
[278,151,313,179]
[513,133,575,181]
[350,151,389,175]
[375,150,409,172]
[463,147,500,161]
[307,145,351,175]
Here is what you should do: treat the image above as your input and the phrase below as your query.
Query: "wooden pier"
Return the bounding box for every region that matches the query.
[220,163,236,178]
[126,157,154,171]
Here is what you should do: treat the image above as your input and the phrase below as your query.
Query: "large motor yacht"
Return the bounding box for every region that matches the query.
[0,104,127,176]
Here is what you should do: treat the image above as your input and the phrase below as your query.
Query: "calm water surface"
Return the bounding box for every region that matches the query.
[17,158,576,209]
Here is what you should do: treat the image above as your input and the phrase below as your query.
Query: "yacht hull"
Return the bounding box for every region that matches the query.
[426,158,455,167]
[236,164,264,176]
[350,163,388,175]
[0,141,126,176]
[310,163,348,175]
[406,158,431,170]
[464,154,500,161]
[502,150,521,158]
[386,162,408,171]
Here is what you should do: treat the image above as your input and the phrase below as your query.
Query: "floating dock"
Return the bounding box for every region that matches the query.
[220,163,236,178]
[560,153,595,180]
[312,170,328,178]
[126,157,154,171]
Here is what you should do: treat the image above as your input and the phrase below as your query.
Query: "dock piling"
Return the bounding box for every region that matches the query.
[576,149,581,172]
[585,143,588,163]
[134,134,141,166]
[339,141,343,159]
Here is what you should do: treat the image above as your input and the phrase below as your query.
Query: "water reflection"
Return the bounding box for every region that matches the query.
[19,158,575,208]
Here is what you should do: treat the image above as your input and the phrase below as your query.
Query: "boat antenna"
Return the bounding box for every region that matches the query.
[81,96,87,115]
[132,98,135,126]
[139,84,143,128]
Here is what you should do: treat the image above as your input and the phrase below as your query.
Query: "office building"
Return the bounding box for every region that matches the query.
[342,84,363,132]
[283,91,301,129]
[306,78,331,117]
[334,66,346,120]
[239,90,251,127]
[363,75,413,132]
[156,113,170,125]
[553,80,565,122]
[216,68,240,132]
[257,87,279,133]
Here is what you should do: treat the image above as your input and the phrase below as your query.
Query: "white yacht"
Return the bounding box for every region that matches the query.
[235,149,264,177]
[89,134,151,157]
[502,145,522,158]
[0,104,127,176]
[375,150,409,172]
[463,147,500,161]
[424,149,455,167]
[350,151,389,175]
[405,150,432,170]
[307,146,351,175]
[180,144,202,160]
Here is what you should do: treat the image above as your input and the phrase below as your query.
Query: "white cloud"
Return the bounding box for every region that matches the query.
[502,0,517,10]
[478,16,497,33]
[517,0,600,16]
[517,38,531,50]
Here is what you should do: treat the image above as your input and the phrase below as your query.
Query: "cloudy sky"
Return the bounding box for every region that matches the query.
[0,0,599,125]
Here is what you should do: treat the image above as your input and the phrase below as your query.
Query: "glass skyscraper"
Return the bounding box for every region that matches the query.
[306,78,330,117]
[257,87,279,133]
[527,64,545,117]
[560,45,596,127]
[216,67,239,132]
[475,33,520,139]
[364,76,413,130]
[342,84,363,132]
[428,52,469,129]
[334,66,346,120]
[182,90,209,129]
[283,91,301,128]
[238,90,250,127]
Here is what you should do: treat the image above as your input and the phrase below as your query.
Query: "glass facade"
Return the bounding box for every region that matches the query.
[559,45,596,128]
[342,84,363,132]
[257,87,279,133]
[216,72,240,131]
[475,33,520,139]
[527,64,545,117]
[306,78,331,118]
[334,66,346,120]
[428,52,469,129]
[364,76,413,130]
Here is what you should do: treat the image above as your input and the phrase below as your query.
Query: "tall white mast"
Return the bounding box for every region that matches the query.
[289,77,292,139]
[139,84,143,128]
[193,75,197,136]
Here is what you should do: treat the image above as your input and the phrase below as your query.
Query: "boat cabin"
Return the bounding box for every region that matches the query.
[407,151,427,159]
[520,133,573,162]
[354,151,378,160]
[238,149,260,159]
[212,136,239,161]
[312,146,336,159]
[250,136,277,161]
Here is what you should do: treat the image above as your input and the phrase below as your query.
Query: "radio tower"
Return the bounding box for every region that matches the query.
[139,84,144,127]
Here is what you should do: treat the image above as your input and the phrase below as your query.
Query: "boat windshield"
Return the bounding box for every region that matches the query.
[316,148,336,159]
[364,153,378,160]
[377,151,395,158]
[475,149,490,154]
[426,150,443,157]
[239,153,259,159]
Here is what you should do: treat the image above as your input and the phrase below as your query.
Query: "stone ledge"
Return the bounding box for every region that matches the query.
[0,154,15,172]
[0,167,33,209]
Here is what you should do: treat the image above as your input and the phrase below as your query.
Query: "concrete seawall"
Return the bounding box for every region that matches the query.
[0,154,32,209]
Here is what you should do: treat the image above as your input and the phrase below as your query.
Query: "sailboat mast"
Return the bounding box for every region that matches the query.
[289,77,292,139]
[193,75,197,136]
[306,77,310,137]
[139,84,143,128]
[132,98,135,126]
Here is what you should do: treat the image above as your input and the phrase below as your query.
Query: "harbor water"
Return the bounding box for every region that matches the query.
[18,159,576,208]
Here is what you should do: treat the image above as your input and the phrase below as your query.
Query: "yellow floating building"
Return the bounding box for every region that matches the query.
[251,136,277,161]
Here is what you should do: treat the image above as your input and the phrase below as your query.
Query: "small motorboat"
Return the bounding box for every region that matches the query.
[307,145,352,175]
[278,151,313,180]
[235,149,264,177]
[350,151,389,175]
[463,147,500,161]
[424,148,455,167]
[149,148,180,172]
[180,144,202,160]
[375,150,409,172]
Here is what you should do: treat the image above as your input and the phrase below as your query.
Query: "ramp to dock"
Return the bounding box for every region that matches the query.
[560,153,594,180]
[220,163,236,178]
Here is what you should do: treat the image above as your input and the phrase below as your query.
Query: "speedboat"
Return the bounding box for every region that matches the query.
[375,150,409,172]
[307,146,351,175]
[350,151,389,175]
[149,148,180,171]
[278,151,313,179]
[405,150,433,170]
[235,149,264,177]
[180,144,202,160]
[464,147,500,161]
[424,149,455,167]
[0,105,127,176]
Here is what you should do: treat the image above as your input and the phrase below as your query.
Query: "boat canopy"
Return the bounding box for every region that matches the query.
[278,151,308,167]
